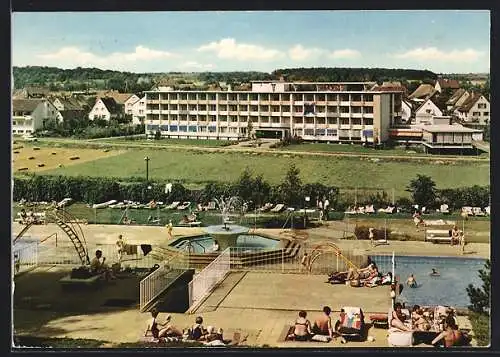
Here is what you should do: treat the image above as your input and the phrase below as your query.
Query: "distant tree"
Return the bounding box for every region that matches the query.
[246,120,254,139]
[278,164,303,207]
[467,260,490,314]
[154,130,161,140]
[406,175,437,208]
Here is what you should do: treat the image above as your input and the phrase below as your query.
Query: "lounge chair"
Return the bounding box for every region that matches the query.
[365,205,375,214]
[258,203,274,212]
[271,203,285,213]
[336,306,365,341]
[472,207,485,216]
[165,201,180,210]
[439,204,450,214]
[485,206,490,215]
[177,202,191,210]
[462,206,473,217]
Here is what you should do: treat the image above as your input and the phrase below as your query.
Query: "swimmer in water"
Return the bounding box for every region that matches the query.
[430,268,440,277]
[406,274,417,288]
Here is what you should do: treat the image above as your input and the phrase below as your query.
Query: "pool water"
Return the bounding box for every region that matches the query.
[371,255,486,308]
[170,234,279,254]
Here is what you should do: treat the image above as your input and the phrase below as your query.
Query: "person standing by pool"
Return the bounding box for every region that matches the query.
[459,232,466,254]
[166,220,173,239]
[450,225,460,246]
[406,274,417,288]
[116,234,125,262]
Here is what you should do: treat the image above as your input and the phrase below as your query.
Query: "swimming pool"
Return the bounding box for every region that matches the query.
[371,255,486,309]
[170,234,280,254]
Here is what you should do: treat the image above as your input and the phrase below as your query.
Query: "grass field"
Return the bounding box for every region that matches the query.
[95,137,233,147]
[12,144,125,174]
[39,148,490,197]
[281,143,488,158]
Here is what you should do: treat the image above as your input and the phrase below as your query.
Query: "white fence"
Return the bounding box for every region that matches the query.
[139,254,188,312]
[188,247,231,309]
[13,240,39,275]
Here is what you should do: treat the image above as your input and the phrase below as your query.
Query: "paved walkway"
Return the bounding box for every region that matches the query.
[13,222,487,347]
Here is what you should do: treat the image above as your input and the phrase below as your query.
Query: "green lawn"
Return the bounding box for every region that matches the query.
[95,137,234,147]
[40,149,490,198]
[281,143,488,158]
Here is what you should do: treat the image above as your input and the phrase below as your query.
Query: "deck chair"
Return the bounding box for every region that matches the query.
[472,207,485,216]
[271,203,285,213]
[439,204,450,214]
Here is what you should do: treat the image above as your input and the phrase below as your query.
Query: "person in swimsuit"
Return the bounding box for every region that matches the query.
[312,306,334,338]
[116,235,125,262]
[390,302,412,332]
[292,310,312,341]
[406,274,417,288]
[451,225,460,246]
[145,311,181,340]
[191,316,208,341]
[430,268,440,277]
[432,315,464,347]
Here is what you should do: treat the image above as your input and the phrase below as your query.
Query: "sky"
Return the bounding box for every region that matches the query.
[11,11,490,74]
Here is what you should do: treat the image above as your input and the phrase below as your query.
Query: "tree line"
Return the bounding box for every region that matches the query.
[13,168,489,212]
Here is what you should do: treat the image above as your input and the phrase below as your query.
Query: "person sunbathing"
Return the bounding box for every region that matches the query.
[346,263,376,281]
[411,305,431,331]
[312,306,334,338]
[381,272,393,285]
[327,270,349,284]
[291,310,312,341]
[431,315,465,347]
[390,303,412,332]
[145,311,182,341]
[191,316,209,341]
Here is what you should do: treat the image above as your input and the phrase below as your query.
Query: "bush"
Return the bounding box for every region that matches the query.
[354,225,390,240]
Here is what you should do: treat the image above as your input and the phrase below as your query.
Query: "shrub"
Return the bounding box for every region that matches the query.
[354,225,390,240]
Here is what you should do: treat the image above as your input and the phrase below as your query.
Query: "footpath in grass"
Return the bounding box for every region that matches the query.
[40,149,490,197]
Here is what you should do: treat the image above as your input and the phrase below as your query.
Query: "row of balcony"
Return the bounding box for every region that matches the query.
[148,99,374,106]
[146,110,374,117]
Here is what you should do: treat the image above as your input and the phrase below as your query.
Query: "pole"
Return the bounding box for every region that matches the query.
[392,251,395,283]
[144,156,150,182]
[392,188,395,206]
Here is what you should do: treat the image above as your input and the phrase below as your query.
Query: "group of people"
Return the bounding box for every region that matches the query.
[145,312,229,346]
[390,302,469,348]
[18,208,40,225]
[326,263,393,288]
[288,306,348,343]
[316,198,330,222]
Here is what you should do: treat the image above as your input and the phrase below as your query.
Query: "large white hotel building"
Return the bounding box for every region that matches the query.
[145,81,403,143]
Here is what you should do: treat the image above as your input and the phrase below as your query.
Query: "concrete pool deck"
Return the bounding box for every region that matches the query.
[12,222,487,347]
[12,223,490,259]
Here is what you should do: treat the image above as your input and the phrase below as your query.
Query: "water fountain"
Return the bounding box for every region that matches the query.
[202,196,249,250]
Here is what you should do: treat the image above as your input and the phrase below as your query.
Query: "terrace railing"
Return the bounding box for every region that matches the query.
[188,247,231,310]
[13,240,39,275]
[140,254,188,312]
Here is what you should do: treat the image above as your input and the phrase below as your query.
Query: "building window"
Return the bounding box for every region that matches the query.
[304,129,314,136]
[483,112,489,116]
[179,126,187,132]
[169,125,178,132]
[160,125,169,131]
[199,126,207,132]
[208,126,217,133]
[189,126,197,132]
[327,129,337,136]
[473,112,480,116]
[315,129,326,136]
[478,103,487,109]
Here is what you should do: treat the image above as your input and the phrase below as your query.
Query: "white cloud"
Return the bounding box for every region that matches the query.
[393,47,484,62]
[197,38,284,61]
[178,61,215,70]
[288,44,324,61]
[36,45,176,69]
[329,49,361,59]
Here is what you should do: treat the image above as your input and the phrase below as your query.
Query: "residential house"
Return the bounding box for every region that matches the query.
[414,98,443,124]
[50,97,88,123]
[408,84,435,100]
[434,78,460,93]
[131,96,146,125]
[124,94,141,116]
[401,99,413,123]
[88,97,122,121]
[446,89,470,112]
[96,90,136,106]
[454,93,490,125]
[12,99,59,135]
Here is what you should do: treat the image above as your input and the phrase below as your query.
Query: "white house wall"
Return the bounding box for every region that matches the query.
[88,99,112,121]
